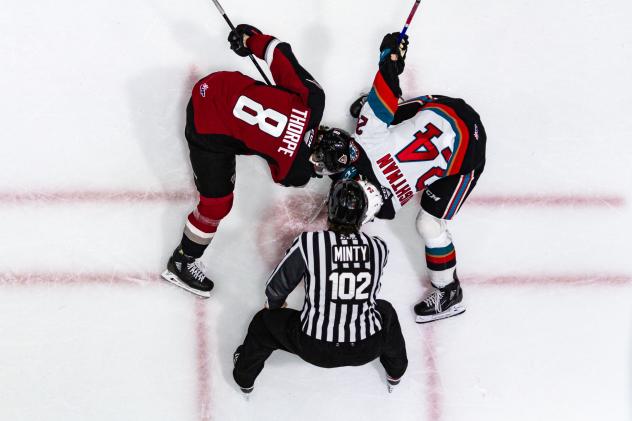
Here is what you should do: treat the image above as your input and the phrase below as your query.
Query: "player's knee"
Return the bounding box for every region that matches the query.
[415,210,446,241]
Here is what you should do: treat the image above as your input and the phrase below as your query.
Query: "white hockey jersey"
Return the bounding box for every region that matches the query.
[352,96,472,214]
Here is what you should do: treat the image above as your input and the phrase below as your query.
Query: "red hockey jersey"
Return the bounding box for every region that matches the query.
[191,33,325,186]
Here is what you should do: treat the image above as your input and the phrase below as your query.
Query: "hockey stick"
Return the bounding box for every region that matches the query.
[398,0,422,42]
[210,0,273,85]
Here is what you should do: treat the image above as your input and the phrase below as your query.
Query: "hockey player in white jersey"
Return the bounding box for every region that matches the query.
[311,33,487,323]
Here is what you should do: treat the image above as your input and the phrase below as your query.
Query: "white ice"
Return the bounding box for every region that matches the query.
[1,0,631,420]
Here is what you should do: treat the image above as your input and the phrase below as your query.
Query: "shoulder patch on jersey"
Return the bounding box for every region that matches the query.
[303,129,315,148]
[199,83,208,98]
[349,140,360,163]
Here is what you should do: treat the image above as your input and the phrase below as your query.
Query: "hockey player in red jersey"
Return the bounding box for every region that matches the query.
[162,24,325,297]
[310,33,487,323]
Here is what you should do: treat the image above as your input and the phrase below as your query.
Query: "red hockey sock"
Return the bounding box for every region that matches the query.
[181,193,234,257]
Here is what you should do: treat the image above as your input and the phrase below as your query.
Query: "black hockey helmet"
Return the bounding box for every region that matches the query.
[310,126,352,175]
[327,179,368,232]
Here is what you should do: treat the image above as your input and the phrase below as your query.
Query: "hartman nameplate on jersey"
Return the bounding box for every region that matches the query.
[332,245,369,263]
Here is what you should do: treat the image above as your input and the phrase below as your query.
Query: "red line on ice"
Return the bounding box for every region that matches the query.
[0,191,196,204]
[462,274,632,286]
[467,194,624,207]
[422,324,442,421]
[186,62,212,421]
[196,300,212,421]
[0,271,159,285]
[0,270,214,420]
[0,190,625,208]
[0,270,630,421]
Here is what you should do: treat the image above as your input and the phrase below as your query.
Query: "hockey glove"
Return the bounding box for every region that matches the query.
[379,32,409,74]
[349,94,368,119]
[228,24,262,57]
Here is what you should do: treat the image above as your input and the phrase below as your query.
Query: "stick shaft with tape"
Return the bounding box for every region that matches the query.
[210,0,272,85]
[398,0,422,42]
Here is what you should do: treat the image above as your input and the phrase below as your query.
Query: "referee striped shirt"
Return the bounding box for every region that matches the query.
[265,230,389,343]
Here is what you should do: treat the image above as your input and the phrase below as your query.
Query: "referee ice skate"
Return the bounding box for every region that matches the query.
[233,180,408,393]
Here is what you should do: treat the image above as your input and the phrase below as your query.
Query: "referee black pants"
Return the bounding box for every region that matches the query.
[233,300,408,389]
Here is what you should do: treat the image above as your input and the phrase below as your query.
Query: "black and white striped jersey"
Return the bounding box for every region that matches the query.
[265,230,389,343]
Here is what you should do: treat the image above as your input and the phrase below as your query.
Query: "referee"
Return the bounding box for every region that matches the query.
[233,179,408,393]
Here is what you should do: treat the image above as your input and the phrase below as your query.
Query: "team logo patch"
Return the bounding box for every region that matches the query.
[349,141,360,163]
[338,155,348,165]
[200,83,209,98]
[303,129,315,148]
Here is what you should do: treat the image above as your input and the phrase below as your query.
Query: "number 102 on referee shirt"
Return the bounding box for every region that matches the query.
[328,272,372,300]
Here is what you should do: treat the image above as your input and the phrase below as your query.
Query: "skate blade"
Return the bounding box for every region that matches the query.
[387,383,395,393]
[415,303,466,324]
[239,387,253,400]
[161,270,211,298]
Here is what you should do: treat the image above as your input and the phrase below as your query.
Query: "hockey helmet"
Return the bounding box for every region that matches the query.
[328,179,384,230]
[357,178,384,224]
[310,126,352,175]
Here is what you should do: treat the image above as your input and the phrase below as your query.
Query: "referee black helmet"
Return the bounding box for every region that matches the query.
[327,179,367,232]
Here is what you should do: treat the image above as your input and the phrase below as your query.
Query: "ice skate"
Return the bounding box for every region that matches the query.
[233,346,254,397]
[386,375,401,393]
[161,248,214,298]
[414,275,465,323]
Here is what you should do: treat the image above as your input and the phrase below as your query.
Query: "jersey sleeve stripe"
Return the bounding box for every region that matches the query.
[246,33,276,59]
[264,38,281,68]
[367,71,399,124]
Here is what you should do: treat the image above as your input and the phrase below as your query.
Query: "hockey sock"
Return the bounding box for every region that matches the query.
[425,242,456,288]
[416,209,457,288]
[180,193,234,258]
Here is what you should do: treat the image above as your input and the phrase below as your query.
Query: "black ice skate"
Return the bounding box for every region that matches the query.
[233,346,254,396]
[161,248,214,298]
[386,375,401,393]
[414,274,465,323]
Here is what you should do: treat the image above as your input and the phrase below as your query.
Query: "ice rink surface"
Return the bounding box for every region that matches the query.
[1,0,631,420]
